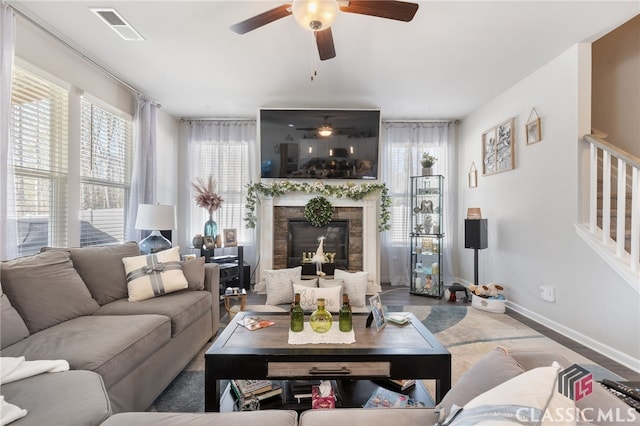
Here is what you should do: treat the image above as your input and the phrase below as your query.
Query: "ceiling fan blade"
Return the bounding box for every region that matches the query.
[230,4,292,34]
[315,28,336,61]
[340,1,418,22]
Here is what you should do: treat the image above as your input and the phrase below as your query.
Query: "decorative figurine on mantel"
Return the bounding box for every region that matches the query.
[311,236,327,277]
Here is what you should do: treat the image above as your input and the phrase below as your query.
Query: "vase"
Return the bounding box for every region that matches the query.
[204,214,218,240]
[422,167,433,176]
[192,234,204,249]
[309,298,333,333]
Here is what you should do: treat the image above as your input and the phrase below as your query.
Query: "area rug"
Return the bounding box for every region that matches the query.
[148,305,622,412]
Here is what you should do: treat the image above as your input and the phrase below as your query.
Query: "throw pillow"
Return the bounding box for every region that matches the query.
[182,256,205,290]
[0,285,30,349]
[441,362,576,426]
[263,266,302,305]
[292,278,318,288]
[293,284,342,313]
[0,250,100,333]
[333,269,369,307]
[436,346,525,419]
[122,246,188,302]
[43,242,141,305]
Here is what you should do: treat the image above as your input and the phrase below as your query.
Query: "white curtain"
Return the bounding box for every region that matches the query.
[1,2,17,261]
[179,120,257,275]
[380,121,457,287]
[126,96,157,242]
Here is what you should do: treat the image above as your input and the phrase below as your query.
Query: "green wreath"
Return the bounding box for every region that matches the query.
[304,196,334,227]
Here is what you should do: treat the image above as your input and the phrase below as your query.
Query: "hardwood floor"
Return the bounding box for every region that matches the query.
[234,283,639,381]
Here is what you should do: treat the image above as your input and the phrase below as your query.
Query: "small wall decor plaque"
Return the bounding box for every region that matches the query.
[526,107,542,144]
[482,117,515,176]
[468,162,478,188]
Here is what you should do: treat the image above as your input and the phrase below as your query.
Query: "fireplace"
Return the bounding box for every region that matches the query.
[256,191,381,293]
[288,219,349,275]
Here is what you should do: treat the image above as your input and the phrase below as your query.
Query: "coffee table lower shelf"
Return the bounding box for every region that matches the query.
[220,379,435,413]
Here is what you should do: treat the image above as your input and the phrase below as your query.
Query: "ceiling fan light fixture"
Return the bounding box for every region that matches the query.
[292,0,339,31]
[318,125,333,137]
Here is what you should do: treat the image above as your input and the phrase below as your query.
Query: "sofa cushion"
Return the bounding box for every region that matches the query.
[436,346,525,419]
[333,270,369,307]
[264,266,303,305]
[122,247,189,302]
[1,370,111,426]
[102,410,299,426]
[55,242,141,305]
[0,250,100,333]
[94,290,212,337]
[0,314,171,390]
[0,284,30,349]
[442,362,576,425]
[182,256,205,290]
[255,266,302,295]
[298,407,439,426]
[294,283,342,313]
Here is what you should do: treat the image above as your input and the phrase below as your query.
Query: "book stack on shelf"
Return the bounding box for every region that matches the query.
[229,379,283,410]
[386,379,416,391]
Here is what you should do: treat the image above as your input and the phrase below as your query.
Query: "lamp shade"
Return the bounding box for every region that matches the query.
[135,204,176,231]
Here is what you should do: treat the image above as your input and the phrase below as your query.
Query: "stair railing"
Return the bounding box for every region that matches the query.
[583,134,639,277]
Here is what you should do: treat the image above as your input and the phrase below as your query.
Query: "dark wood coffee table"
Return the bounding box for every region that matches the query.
[205,311,451,412]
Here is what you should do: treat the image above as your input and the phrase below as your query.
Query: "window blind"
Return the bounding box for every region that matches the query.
[79,99,132,245]
[10,66,69,256]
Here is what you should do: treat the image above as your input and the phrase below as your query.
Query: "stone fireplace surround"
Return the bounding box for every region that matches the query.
[256,191,381,294]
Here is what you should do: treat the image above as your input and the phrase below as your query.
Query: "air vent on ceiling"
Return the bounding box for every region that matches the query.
[90,8,144,41]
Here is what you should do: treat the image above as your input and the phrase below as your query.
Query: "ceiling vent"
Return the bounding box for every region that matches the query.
[90,8,144,41]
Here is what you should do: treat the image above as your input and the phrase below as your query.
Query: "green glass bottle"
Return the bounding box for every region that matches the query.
[290,293,304,332]
[338,293,352,332]
[309,298,333,333]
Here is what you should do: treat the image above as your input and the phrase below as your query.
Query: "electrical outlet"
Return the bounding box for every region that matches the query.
[540,285,555,303]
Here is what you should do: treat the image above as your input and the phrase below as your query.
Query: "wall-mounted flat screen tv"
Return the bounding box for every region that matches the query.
[259,108,380,180]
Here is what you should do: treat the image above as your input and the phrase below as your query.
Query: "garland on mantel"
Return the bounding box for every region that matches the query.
[244,181,392,232]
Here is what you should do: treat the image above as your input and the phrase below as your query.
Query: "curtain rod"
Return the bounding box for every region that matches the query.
[181,117,255,122]
[10,4,144,99]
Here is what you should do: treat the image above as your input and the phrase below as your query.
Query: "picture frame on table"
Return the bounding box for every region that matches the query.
[369,294,386,331]
[223,228,237,247]
[482,117,515,176]
[203,236,216,250]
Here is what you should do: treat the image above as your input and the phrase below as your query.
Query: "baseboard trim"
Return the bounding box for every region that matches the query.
[507,300,640,374]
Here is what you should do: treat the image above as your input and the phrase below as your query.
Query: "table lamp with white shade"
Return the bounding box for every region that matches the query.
[135,203,176,255]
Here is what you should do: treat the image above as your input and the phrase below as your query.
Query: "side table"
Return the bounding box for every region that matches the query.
[223,290,247,317]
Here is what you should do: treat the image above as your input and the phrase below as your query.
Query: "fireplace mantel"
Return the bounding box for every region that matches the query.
[257,192,381,293]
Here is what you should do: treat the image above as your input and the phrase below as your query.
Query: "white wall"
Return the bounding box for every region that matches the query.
[592,15,640,157]
[457,44,640,371]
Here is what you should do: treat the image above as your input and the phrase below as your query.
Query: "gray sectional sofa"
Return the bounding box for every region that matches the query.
[1,242,220,424]
[1,244,634,425]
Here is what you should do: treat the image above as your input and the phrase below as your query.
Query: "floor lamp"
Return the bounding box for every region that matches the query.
[464,217,488,286]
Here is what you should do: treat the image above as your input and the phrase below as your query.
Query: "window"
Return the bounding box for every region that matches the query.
[80,98,132,246]
[10,66,69,256]
[9,65,133,257]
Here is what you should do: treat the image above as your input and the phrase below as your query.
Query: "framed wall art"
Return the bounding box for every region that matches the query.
[482,117,515,176]
[526,107,541,144]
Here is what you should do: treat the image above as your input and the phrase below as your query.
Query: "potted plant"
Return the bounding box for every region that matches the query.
[420,153,437,175]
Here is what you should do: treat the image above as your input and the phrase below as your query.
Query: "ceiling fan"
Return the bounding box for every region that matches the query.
[230,0,419,61]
